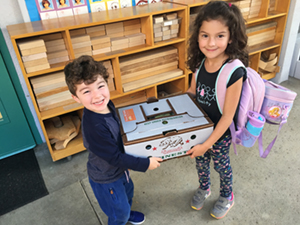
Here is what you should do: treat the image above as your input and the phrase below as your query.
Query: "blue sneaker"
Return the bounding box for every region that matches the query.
[128,211,145,224]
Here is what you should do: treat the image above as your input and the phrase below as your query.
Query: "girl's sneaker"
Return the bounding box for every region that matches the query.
[190,187,211,210]
[128,211,145,224]
[210,193,234,219]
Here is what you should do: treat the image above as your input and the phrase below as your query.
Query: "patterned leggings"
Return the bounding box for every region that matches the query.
[195,135,232,198]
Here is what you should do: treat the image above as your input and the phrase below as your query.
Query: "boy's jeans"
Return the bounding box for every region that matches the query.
[89,172,134,225]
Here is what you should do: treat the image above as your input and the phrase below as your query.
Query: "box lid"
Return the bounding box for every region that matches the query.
[117,94,211,142]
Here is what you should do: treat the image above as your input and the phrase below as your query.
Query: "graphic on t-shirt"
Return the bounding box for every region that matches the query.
[196,82,215,107]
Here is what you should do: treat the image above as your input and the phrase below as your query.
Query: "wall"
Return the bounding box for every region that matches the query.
[272,0,300,84]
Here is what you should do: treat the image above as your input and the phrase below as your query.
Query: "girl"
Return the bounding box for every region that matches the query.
[186,1,248,220]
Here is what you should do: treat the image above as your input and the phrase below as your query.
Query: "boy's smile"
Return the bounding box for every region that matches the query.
[72,76,110,114]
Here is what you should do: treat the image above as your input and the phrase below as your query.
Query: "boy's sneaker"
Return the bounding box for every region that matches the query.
[128,211,145,224]
[210,193,234,219]
[191,187,211,210]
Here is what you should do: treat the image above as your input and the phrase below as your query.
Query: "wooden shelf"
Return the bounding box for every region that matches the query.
[261,72,276,80]
[167,0,290,78]
[51,133,85,161]
[249,42,280,55]
[7,2,189,161]
[7,3,186,38]
[246,12,287,25]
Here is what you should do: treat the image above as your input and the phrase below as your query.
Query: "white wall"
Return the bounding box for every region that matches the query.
[0,1,24,27]
[272,0,300,84]
[0,1,45,142]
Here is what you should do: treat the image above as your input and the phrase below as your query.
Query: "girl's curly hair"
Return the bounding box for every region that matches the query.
[187,1,249,72]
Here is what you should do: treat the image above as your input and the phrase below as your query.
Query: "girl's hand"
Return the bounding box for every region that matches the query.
[187,144,209,159]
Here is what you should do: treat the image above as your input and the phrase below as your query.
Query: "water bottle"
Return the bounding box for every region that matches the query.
[241,111,265,147]
[246,112,265,136]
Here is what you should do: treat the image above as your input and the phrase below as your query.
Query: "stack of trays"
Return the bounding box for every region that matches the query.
[91,36,111,55]
[69,28,86,37]
[230,0,251,19]
[248,0,262,19]
[42,33,69,65]
[18,38,50,73]
[105,22,124,38]
[126,33,146,48]
[111,36,129,51]
[69,19,145,56]
[71,34,92,58]
[119,46,183,92]
[153,12,180,43]
[86,25,106,38]
[247,21,277,47]
[123,19,142,36]
[269,0,276,11]
[30,71,76,112]
[102,60,115,91]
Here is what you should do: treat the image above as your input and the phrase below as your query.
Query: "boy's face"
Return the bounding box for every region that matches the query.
[72,75,110,114]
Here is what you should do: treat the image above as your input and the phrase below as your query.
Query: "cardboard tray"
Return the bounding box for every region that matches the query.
[116,93,214,160]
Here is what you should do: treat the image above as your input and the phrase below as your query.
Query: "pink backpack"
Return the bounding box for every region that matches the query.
[196,59,297,158]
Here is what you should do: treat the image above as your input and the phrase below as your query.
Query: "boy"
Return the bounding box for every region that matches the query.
[64,55,163,225]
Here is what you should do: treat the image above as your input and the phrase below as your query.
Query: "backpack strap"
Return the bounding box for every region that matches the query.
[257,120,286,158]
[215,59,245,155]
[257,105,289,158]
[195,59,245,155]
[194,59,205,82]
[215,59,245,114]
[194,59,245,111]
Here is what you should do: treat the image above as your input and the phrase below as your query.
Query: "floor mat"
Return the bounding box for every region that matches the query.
[0,149,49,216]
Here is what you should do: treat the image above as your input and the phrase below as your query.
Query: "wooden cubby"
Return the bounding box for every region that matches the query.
[165,0,290,80]
[7,2,188,161]
[7,0,290,161]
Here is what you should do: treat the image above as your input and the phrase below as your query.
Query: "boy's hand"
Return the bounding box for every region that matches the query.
[148,157,163,170]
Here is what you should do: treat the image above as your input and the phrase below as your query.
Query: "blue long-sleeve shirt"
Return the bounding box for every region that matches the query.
[82,100,150,183]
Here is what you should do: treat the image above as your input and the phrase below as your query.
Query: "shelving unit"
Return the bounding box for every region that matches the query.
[7,0,290,161]
[165,0,290,80]
[7,2,188,161]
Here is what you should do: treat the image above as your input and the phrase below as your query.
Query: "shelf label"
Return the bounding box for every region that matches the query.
[164,21,173,26]
[122,108,136,122]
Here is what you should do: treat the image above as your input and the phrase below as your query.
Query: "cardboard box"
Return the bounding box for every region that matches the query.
[117,94,214,160]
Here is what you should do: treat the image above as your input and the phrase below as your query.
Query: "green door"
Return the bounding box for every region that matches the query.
[0,53,36,159]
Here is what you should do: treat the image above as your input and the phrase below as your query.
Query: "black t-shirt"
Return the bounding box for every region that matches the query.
[195,60,247,141]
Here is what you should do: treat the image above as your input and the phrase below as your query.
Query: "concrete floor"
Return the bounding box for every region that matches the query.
[0,77,299,225]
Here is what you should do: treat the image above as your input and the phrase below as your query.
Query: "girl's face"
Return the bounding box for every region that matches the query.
[72,76,110,114]
[198,19,231,61]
